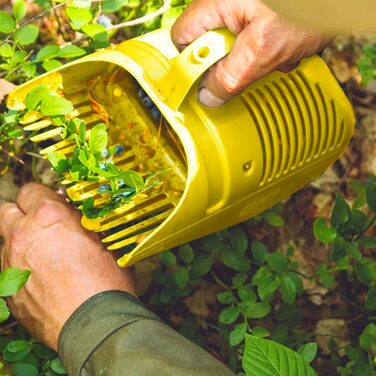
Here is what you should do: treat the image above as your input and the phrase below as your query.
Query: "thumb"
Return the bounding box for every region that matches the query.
[198,25,272,108]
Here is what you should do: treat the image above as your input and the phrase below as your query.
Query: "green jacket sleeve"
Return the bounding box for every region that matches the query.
[58,290,235,376]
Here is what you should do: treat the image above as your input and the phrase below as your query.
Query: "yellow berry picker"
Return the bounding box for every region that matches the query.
[7,28,355,268]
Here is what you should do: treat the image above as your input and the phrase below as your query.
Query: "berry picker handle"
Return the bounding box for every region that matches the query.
[159,28,236,111]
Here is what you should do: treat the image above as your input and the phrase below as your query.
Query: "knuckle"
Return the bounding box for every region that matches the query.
[33,199,69,223]
[17,182,39,198]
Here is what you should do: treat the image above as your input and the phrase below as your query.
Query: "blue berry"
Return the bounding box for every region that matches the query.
[98,183,111,193]
[97,14,112,28]
[100,162,108,171]
[101,148,108,159]
[151,106,161,122]
[114,145,124,156]
[137,87,146,98]
[117,179,125,187]
[142,95,154,109]
[118,188,135,198]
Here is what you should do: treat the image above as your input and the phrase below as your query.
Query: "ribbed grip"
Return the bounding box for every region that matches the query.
[241,68,349,187]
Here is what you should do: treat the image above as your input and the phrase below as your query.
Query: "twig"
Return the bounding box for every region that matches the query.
[68,0,172,46]
[0,1,68,47]
[0,320,18,335]
[105,0,172,31]
[355,214,376,240]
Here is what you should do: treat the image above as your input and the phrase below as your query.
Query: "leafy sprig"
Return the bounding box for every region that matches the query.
[23,84,167,219]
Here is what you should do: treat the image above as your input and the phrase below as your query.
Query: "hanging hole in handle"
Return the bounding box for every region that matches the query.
[191,45,212,64]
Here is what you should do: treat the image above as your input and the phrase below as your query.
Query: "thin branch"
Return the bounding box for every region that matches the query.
[0,2,68,47]
[67,0,172,46]
[105,0,172,31]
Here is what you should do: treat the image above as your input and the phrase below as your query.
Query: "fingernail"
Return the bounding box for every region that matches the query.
[177,44,188,51]
[198,87,226,108]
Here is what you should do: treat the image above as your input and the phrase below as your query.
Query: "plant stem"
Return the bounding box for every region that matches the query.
[355,214,376,240]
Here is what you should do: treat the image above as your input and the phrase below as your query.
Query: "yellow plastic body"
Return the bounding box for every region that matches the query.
[7,28,355,267]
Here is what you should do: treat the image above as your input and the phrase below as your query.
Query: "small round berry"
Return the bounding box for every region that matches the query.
[114,145,125,156]
[98,183,111,193]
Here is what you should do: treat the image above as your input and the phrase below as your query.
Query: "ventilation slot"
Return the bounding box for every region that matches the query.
[242,70,344,187]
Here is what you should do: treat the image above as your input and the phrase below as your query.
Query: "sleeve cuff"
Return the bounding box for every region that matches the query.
[57,290,161,376]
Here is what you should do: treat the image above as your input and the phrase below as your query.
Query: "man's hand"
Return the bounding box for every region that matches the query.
[171,0,333,107]
[0,183,135,351]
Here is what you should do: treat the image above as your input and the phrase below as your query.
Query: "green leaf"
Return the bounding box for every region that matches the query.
[121,171,144,191]
[48,151,69,174]
[66,6,92,28]
[4,343,31,362]
[40,95,74,116]
[0,298,10,323]
[177,244,194,264]
[102,0,140,12]
[229,227,248,253]
[89,123,108,155]
[174,268,189,289]
[22,62,37,78]
[287,271,304,294]
[13,0,27,21]
[331,194,351,228]
[238,284,257,305]
[50,358,66,374]
[26,85,50,110]
[280,276,296,305]
[13,24,39,45]
[0,43,12,57]
[230,323,247,346]
[359,323,376,354]
[265,213,285,227]
[251,326,270,338]
[345,346,367,365]
[217,291,233,304]
[37,45,60,61]
[7,340,31,353]
[0,12,15,33]
[351,209,367,234]
[243,335,317,376]
[232,273,247,288]
[331,234,346,262]
[246,302,271,319]
[82,197,94,218]
[42,59,63,73]
[365,285,376,310]
[11,363,38,376]
[219,306,240,324]
[219,247,251,272]
[265,253,288,273]
[297,343,318,364]
[366,184,376,212]
[58,45,86,58]
[251,241,267,263]
[0,268,31,297]
[355,262,373,285]
[257,275,279,302]
[159,251,176,267]
[81,23,107,39]
[313,218,337,243]
[190,254,213,277]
